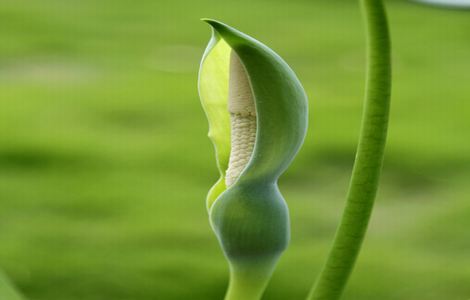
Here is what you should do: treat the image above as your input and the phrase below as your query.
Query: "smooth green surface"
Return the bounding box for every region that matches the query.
[199,20,308,299]
[1,1,470,299]
[309,0,391,299]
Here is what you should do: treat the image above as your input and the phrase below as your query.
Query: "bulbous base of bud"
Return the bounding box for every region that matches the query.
[209,181,289,299]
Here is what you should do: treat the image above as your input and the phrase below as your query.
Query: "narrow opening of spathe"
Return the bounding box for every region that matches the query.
[225,50,257,187]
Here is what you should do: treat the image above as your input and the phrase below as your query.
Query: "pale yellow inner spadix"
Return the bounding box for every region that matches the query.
[225,51,257,187]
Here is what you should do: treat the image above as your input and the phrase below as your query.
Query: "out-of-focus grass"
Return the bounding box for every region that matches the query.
[0,0,469,299]
[1,270,24,300]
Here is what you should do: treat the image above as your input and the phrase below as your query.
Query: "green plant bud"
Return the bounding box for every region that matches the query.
[198,19,308,299]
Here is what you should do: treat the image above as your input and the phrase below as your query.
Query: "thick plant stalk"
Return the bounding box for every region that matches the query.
[308,0,391,299]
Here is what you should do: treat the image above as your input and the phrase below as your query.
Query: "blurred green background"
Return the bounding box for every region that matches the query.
[1,0,469,299]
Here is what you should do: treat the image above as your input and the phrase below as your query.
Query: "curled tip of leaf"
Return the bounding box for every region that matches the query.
[200,18,226,29]
[200,18,216,24]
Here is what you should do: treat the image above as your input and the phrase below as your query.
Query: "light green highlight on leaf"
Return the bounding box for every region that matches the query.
[199,35,231,209]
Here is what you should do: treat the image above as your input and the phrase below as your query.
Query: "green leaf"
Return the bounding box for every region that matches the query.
[199,19,308,209]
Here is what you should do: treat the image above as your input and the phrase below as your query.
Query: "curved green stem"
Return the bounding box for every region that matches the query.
[308,0,391,299]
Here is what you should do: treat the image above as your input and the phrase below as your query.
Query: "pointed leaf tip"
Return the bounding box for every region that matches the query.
[200,19,236,40]
[200,18,224,30]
